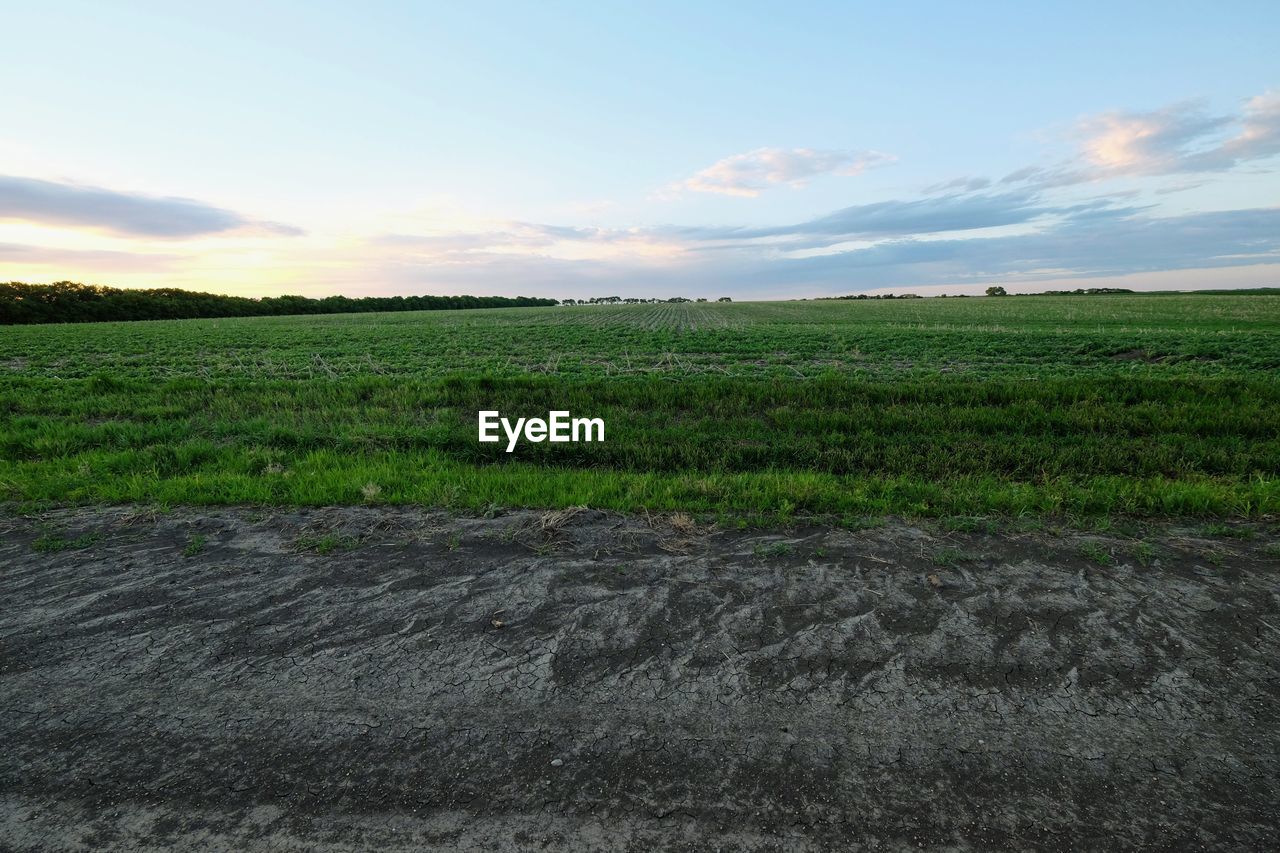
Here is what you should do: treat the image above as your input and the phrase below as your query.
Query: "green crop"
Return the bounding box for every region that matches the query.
[2,294,1277,518]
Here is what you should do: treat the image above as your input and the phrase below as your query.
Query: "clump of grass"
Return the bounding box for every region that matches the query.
[669,512,698,534]
[1079,541,1113,566]
[753,541,794,559]
[183,534,208,557]
[931,546,979,567]
[841,516,886,531]
[1129,540,1158,566]
[32,531,101,553]
[1200,522,1254,540]
[941,516,999,535]
[1201,548,1226,567]
[360,482,383,502]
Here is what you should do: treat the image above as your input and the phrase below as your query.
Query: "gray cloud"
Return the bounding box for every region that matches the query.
[653,191,1094,248]
[746,206,1280,289]
[925,176,992,194]
[0,175,303,238]
[1183,90,1280,171]
[364,202,1278,300]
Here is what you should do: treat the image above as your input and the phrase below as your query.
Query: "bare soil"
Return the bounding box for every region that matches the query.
[2,506,1279,851]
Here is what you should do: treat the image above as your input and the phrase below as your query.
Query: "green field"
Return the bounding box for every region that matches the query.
[2,294,1278,519]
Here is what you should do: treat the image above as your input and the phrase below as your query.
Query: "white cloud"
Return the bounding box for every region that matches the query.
[668,147,895,197]
[1070,89,1280,179]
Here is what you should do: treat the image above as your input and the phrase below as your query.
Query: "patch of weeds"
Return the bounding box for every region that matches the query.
[183,534,208,557]
[1200,522,1254,540]
[1080,512,1141,532]
[941,516,999,535]
[1011,516,1045,534]
[1201,548,1226,567]
[32,531,101,552]
[87,371,125,393]
[753,541,794,559]
[840,515,885,531]
[445,531,462,551]
[360,482,383,502]
[295,533,359,555]
[1262,542,1280,559]
[931,546,979,567]
[668,512,700,535]
[813,546,827,558]
[1103,520,1143,538]
[1129,540,1157,566]
[120,505,169,525]
[1078,541,1113,566]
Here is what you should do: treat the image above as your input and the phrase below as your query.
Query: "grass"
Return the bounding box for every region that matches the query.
[931,546,980,567]
[1078,542,1114,566]
[1129,541,1158,566]
[1199,522,1255,539]
[31,530,101,552]
[753,541,795,559]
[2,295,1277,519]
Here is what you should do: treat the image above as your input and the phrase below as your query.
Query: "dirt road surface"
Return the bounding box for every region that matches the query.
[2,507,1278,851]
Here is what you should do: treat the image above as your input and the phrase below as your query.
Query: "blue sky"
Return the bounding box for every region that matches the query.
[2,0,1278,298]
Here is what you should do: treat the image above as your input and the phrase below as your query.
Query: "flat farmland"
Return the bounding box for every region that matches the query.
[2,294,1278,518]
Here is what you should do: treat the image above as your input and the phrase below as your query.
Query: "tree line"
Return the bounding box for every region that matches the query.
[562,296,732,304]
[0,281,559,325]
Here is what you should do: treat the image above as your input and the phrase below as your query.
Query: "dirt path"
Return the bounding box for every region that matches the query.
[2,507,1278,851]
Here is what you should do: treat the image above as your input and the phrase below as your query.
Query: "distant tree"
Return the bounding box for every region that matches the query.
[985,286,1008,296]
[717,297,732,302]
[0,281,559,325]
[695,297,707,302]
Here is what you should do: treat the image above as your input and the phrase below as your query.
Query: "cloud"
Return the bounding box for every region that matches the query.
[1188,89,1280,170]
[1015,89,1280,186]
[0,174,303,238]
[380,192,1142,267]
[0,241,180,270]
[670,147,895,197]
[930,89,1280,196]
[652,190,1103,249]
[744,206,1280,289]
[361,196,1280,299]
[756,191,1058,239]
[924,176,992,194]
[1077,100,1232,173]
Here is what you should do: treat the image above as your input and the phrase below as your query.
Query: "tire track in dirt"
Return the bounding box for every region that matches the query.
[2,507,1278,851]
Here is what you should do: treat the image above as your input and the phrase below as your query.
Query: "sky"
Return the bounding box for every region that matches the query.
[2,0,1279,300]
